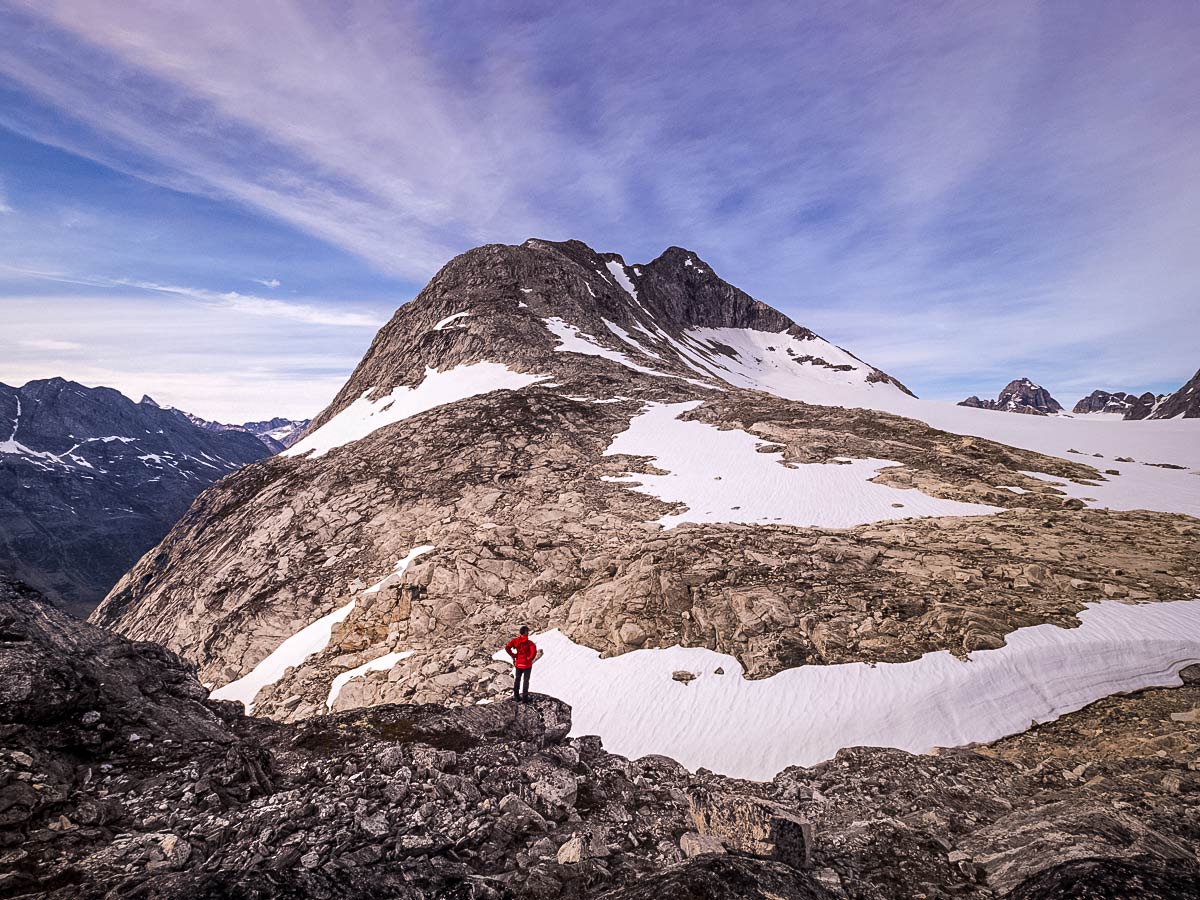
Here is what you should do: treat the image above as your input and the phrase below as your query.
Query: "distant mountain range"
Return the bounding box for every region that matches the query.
[182,412,311,452]
[961,369,1199,420]
[0,378,292,616]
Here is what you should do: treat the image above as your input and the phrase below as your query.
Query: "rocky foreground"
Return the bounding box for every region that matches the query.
[4,577,1200,899]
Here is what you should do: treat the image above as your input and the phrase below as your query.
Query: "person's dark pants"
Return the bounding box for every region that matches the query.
[513,667,531,701]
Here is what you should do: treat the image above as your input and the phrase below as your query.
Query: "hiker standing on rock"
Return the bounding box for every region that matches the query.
[505,626,539,702]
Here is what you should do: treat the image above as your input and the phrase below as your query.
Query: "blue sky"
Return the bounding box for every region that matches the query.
[1,1,1197,421]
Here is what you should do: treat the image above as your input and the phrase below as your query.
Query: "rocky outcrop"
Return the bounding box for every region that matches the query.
[0,378,269,616]
[1124,391,1168,420]
[1140,367,1200,420]
[958,378,1063,415]
[1072,389,1136,415]
[6,578,1200,899]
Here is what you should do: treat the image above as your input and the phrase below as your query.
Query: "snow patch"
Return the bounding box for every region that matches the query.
[515,599,1200,779]
[362,545,435,594]
[433,312,470,330]
[678,327,882,398]
[327,651,414,709]
[210,599,357,713]
[604,320,662,360]
[211,546,433,712]
[604,402,998,528]
[0,439,58,463]
[286,364,547,458]
[605,260,642,306]
[543,318,669,378]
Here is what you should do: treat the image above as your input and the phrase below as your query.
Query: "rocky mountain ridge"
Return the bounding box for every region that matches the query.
[1138,367,1200,420]
[297,240,911,444]
[89,239,1200,742]
[1072,389,1138,415]
[6,577,1200,899]
[958,379,1063,416]
[1066,366,1198,420]
[0,378,269,617]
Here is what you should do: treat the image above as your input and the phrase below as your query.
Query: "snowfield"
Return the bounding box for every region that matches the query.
[514,599,1200,780]
[285,363,547,458]
[604,401,999,528]
[642,326,1200,517]
[850,392,1200,518]
[679,326,886,394]
[211,546,434,711]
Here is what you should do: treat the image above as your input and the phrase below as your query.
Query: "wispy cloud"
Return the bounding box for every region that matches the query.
[0,1,1196,401]
[19,338,83,351]
[115,279,382,328]
[0,264,381,328]
[253,277,281,289]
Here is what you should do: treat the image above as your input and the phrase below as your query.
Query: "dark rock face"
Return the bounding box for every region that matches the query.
[599,856,836,899]
[958,378,1063,415]
[1123,391,1166,420]
[1139,367,1200,420]
[182,413,312,452]
[6,578,1200,899]
[1006,858,1200,900]
[1072,390,1136,415]
[0,379,269,617]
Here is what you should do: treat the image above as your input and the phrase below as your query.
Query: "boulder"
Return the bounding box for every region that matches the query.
[679,832,726,858]
[687,786,813,869]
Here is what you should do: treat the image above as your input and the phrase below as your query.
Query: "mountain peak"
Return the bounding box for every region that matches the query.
[298,238,913,439]
[959,377,1063,415]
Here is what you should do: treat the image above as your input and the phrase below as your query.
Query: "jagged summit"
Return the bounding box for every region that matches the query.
[183,411,311,451]
[1071,368,1199,420]
[959,377,1063,416]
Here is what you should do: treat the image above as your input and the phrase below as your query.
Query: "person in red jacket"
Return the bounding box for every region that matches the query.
[505,626,538,702]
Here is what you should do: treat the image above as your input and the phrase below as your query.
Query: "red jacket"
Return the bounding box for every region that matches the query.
[506,634,537,669]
